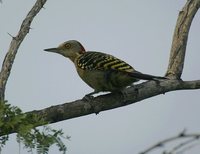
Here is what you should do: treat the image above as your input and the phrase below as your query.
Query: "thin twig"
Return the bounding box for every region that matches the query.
[167,138,198,154]
[140,131,200,154]
[176,142,200,154]
[0,0,47,101]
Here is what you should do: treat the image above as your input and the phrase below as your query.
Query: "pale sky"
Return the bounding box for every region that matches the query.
[0,0,200,154]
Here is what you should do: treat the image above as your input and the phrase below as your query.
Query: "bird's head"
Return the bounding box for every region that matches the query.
[44,40,86,62]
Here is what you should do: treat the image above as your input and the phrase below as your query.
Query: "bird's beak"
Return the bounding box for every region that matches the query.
[44,47,60,53]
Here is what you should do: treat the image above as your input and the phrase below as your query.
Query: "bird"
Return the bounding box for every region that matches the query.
[44,40,166,96]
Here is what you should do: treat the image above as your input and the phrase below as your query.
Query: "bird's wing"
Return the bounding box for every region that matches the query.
[77,51,135,73]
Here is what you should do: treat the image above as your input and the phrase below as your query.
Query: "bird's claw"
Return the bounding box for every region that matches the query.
[83,94,94,101]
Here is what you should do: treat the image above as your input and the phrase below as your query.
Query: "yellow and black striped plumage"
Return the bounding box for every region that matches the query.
[44,40,165,95]
[77,51,134,72]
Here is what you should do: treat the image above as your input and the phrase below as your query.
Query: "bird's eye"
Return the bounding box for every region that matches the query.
[65,43,71,49]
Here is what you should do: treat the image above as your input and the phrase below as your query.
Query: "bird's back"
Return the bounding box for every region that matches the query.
[74,51,139,92]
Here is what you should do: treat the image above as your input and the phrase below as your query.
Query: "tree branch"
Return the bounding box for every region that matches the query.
[140,130,200,154]
[28,80,200,123]
[1,79,200,136]
[0,0,47,101]
[166,0,200,79]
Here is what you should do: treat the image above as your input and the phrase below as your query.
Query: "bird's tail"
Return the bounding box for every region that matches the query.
[128,71,166,80]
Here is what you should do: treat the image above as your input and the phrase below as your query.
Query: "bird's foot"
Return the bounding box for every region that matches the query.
[82,91,99,101]
[83,94,94,101]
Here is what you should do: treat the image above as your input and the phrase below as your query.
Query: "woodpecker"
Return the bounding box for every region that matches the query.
[44,40,165,96]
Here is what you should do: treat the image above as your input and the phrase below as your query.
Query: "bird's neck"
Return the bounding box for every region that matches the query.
[69,52,84,63]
